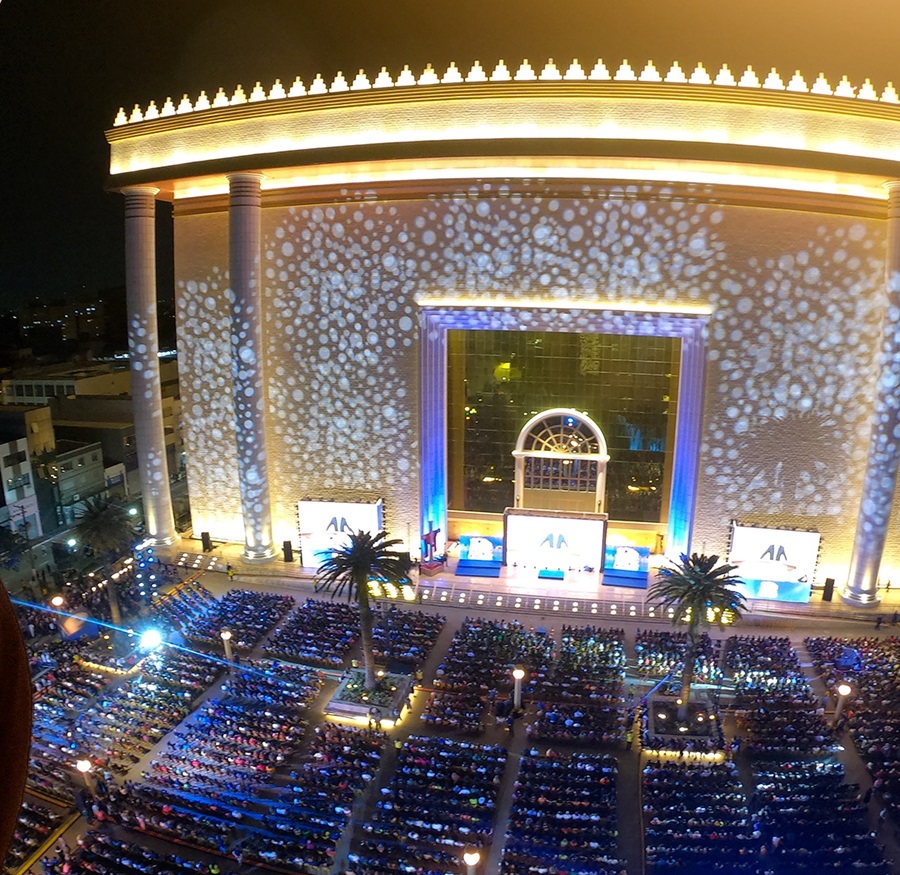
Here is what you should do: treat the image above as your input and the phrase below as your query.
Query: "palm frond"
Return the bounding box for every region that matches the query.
[649,552,747,629]
[315,530,410,600]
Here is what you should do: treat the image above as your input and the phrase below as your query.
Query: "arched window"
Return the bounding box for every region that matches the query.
[512,408,609,513]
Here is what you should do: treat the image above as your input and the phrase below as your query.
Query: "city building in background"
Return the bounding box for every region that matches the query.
[0,435,42,540]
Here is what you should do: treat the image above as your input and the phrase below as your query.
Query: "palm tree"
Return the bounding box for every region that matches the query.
[74,498,135,557]
[315,530,411,690]
[74,498,136,627]
[648,553,746,721]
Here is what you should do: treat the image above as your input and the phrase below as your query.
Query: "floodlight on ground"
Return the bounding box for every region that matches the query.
[139,629,163,651]
[50,595,64,608]
[67,538,77,548]
[128,508,138,516]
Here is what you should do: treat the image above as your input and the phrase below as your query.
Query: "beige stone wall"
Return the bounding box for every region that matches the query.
[174,183,888,580]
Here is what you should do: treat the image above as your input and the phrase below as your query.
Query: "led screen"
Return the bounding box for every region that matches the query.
[728,523,821,603]
[504,511,607,571]
[298,499,384,567]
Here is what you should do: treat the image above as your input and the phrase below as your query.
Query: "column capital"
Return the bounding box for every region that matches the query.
[226,172,264,184]
[122,185,161,199]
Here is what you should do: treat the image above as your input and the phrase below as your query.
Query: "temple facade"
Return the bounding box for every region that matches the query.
[106,58,900,604]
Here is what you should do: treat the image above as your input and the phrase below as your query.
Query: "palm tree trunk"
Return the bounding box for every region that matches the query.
[107,577,122,628]
[678,625,697,723]
[357,574,377,691]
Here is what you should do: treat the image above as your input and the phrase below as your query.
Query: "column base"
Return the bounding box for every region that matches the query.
[839,587,881,608]
[148,533,178,548]
[242,544,278,562]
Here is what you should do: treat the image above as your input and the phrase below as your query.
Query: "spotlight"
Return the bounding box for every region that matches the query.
[139,629,163,650]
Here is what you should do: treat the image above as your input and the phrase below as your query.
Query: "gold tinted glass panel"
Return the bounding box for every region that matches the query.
[447,330,680,521]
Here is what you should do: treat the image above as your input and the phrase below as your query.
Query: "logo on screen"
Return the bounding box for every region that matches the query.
[326,517,354,534]
[540,533,569,550]
[761,544,788,562]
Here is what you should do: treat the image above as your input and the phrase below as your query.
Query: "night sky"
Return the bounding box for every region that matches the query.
[2,0,900,310]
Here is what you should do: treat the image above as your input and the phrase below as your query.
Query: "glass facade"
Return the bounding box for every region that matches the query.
[447,330,680,521]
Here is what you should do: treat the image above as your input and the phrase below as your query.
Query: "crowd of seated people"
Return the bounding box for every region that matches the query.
[55,830,216,875]
[421,690,486,734]
[182,590,295,652]
[352,736,506,875]
[427,619,553,733]
[4,801,65,874]
[263,599,360,667]
[149,580,218,634]
[110,723,383,872]
[752,761,890,873]
[28,647,213,806]
[634,629,723,683]
[806,635,900,821]
[371,605,445,668]
[144,659,320,793]
[501,751,625,875]
[17,603,60,640]
[28,647,114,802]
[643,760,759,873]
[529,625,626,746]
[528,702,625,747]
[140,647,222,695]
[726,635,834,757]
[98,653,381,872]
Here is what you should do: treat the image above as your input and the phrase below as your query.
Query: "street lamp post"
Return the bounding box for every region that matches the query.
[512,665,526,711]
[462,846,481,875]
[76,759,95,794]
[12,504,39,598]
[221,629,234,664]
[833,682,853,728]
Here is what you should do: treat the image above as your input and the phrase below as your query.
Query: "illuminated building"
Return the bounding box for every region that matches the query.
[106,58,900,604]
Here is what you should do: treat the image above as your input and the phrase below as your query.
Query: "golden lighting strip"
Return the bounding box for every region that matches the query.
[417,296,713,316]
[172,155,887,203]
[108,83,900,196]
[112,58,900,127]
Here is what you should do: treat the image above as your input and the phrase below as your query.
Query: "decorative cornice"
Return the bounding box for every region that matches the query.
[110,58,900,130]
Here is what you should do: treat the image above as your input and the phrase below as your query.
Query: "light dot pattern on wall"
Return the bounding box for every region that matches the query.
[178,182,886,572]
[700,216,884,527]
[177,268,243,539]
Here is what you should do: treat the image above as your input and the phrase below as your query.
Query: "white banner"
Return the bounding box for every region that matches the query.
[505,511,606,571]
[728,523,820,602]
[298,499,384,567]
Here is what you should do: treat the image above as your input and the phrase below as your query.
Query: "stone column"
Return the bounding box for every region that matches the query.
[123,187,176,546]
[843,181,900,606]
[228,173,276,560]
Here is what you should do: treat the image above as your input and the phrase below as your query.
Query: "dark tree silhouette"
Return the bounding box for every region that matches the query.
[648,553,746,721]
[315,530,410,690]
